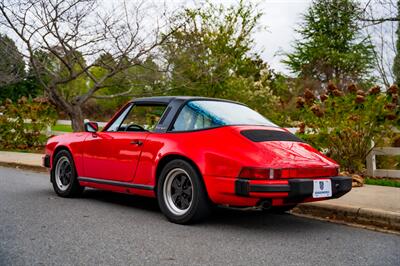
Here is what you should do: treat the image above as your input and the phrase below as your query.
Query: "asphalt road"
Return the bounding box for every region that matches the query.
[0,167,399,266]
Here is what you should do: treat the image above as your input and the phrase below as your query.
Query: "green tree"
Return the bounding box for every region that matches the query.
[92,54,164,118]
[164,0,263,96]
[0,34,42,101]
[162,0,281,122]
[296,83,399,173]
[0,34,41,101]
[394,0,400,84]
[0,34,25,85]
[284,0,375,91]
[0,76,41,102]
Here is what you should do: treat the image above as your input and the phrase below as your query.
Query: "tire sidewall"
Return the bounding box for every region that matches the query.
[51,150,80,197]
[157,159,205,224]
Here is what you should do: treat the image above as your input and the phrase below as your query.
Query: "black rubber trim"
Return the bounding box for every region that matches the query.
[235,179,250,196]
[235,179,290,196]
[43,155,51,168]
[251,184,290,193]
[235,176,352,198]
[330,176,353,198]
[240,130,304,143]
[78,177,154,190]
[288,179,313,197]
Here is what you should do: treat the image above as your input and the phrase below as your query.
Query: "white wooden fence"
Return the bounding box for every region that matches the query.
[366,147,400,178]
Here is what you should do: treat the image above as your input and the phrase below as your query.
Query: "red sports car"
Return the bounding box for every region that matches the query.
[43,96,352,224]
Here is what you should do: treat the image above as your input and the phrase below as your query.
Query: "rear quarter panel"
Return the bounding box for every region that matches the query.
[134,125,339,206]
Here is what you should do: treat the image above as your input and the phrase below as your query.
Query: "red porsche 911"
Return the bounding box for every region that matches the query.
[43,96,352,224]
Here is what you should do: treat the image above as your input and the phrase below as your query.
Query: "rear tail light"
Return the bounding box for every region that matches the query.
[239,167,281,179]
[238,167,338,179]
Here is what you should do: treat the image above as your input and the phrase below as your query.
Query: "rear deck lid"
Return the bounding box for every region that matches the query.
[237,127,337,169]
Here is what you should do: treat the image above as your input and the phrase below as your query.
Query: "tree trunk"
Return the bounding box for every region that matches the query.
[69,106,85,132]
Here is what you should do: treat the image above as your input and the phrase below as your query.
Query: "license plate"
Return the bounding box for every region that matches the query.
[312,179,332,198]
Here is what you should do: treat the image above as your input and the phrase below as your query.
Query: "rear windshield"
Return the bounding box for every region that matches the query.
[171,100,277,131]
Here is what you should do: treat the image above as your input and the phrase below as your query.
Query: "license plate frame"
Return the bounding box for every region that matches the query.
[312,179,332,198]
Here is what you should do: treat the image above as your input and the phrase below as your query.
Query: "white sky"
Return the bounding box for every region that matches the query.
[254,0,312,73]
[3,0,396,82]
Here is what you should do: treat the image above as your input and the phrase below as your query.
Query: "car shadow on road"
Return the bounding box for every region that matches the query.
[204,207,323,232]
[75,188,331,233]
[81,188,161,213]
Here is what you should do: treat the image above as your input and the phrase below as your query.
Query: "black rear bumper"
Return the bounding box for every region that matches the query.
[235,176,352,199]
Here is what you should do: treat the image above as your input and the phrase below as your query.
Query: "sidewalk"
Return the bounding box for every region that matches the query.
[294,185,400,232]
[0,151,399,231]
[0,151,44,169]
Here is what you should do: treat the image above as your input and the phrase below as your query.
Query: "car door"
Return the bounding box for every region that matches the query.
[82,103,167,182]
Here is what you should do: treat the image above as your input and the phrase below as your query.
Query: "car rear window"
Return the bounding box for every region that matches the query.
[171,100,277,132]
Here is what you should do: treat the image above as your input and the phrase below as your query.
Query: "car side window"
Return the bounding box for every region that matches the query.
[106,104,133,132]
[172,104,219,131]
[108,104,167,132]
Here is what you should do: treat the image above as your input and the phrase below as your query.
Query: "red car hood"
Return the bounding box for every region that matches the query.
[230,126,338,169]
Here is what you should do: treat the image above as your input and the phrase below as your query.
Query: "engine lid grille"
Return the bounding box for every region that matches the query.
[240,129,304,143]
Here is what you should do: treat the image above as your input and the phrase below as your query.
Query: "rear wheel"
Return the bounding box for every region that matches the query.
[51,150,84,197]
[157,159,210,224]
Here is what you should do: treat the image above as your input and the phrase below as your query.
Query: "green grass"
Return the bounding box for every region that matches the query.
[51,124,73,132]
[365,178,400,188]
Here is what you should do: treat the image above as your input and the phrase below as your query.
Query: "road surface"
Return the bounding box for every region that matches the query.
[0,167,399,265]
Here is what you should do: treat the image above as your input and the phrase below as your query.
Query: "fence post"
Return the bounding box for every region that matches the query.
[366,150,376,177]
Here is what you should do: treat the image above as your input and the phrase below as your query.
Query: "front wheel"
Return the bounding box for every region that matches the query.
[51,150,84,197]
[157,159,211,224]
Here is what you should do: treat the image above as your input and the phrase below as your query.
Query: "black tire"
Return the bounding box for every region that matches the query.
[51,150,84,197]
[157,159,211,224]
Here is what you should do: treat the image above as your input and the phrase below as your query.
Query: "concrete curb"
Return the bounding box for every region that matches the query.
[293,202,400,232]
[0,162,47,173]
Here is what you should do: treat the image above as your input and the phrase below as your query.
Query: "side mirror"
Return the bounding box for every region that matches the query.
[84,121,98,133]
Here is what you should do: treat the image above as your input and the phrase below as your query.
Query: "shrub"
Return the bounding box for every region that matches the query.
[0,96,57,151]
[296,83,399,173]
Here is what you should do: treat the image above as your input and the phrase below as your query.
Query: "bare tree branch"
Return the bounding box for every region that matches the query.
[0,0,177,131]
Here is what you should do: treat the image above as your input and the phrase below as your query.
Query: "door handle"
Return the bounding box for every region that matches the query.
[130,140,143,146]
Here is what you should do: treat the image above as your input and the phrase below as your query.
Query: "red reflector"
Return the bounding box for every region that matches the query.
[239,167,269,179]
[239,167,339,179]
[280,167,339,178]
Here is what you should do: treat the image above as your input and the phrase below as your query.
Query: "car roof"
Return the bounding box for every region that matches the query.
[105,96,249,133]
[131,96,241,105]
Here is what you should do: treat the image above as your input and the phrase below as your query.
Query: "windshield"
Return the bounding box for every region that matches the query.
[171,100,277,131]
